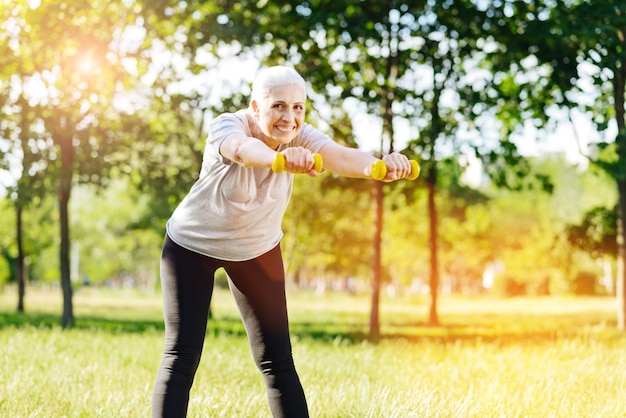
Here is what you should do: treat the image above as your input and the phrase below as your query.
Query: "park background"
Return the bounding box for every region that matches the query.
[1,0,626,416]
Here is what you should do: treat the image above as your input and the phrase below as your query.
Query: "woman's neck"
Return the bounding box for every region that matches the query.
[246,110,280,150]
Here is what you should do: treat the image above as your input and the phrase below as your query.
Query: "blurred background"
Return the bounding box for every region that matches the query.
[1,0,624,331]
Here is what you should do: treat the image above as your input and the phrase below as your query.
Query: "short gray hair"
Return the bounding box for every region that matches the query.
[250,66,306,106]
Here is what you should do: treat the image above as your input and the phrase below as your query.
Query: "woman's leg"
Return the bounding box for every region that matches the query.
[152,235,218,418]
[224,245,309,418]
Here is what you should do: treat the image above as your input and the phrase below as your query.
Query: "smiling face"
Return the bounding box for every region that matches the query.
[251,83,306,149]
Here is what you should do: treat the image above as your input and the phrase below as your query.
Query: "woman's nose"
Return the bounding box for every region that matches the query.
[281,110,293,121]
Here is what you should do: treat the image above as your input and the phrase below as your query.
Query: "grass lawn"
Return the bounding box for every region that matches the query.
[1,286,625,417]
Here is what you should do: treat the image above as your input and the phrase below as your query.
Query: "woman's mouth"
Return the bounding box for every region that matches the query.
[275,125,295,133]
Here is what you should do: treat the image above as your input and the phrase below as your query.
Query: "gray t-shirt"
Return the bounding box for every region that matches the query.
[166,109,333,261]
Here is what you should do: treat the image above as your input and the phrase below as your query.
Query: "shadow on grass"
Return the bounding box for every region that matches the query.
[1,310,621,346]
[0,311,165,333]
[289,316,623,346]
[0,310,249,338]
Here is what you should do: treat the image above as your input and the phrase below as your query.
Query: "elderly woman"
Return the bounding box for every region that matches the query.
[152,66,413,418]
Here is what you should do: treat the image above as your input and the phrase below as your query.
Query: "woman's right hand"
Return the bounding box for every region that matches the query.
[273,147,321,176]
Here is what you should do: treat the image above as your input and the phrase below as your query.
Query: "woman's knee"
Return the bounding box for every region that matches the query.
[258,353,297,376]
[162,343,204,379]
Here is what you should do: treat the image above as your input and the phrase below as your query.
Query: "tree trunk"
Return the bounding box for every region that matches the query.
[427,69,444,327]
[427,164,440,326]
[369,179,383,337]
[59,136,75,329]
[617,178,625,330]
[16,204,25,313]
[16,96,28,314]
[369,16,398,338]
[614,61,625,330]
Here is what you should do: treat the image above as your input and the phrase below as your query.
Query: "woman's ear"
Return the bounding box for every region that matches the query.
[251,100,260,119]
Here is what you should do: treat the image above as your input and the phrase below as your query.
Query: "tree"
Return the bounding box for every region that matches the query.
[483,0,626,328]
[0,94,50,311]
[245,0,438,332]
[133,0,547,332]
[0,193,58,290]
[133,0,400,334]
[556,0,626,329]
[288,0,554,328]
[1,4,56,312]
[567,206,618,259]
[2,0,148,327]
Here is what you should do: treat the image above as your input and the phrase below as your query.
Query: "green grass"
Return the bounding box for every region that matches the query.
[1,287,625,417]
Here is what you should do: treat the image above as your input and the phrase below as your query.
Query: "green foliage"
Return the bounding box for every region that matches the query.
[0,0,163,326]
[2,0,625,329]
[28,245,59,284]
[70,180,162,288]
[0,194,56,284]
[567,205,618,257]
[383,187,430,287]
[118,97,206,232]
[449,155,616,295]
[283,174,374,282]
[0,199,15,256]
[481,0,625,322]
[2,0,144,181]
[0,179,162,287]
[0,256,9,288]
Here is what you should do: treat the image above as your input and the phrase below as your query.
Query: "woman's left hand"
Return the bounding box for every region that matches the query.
[380,153,412,181]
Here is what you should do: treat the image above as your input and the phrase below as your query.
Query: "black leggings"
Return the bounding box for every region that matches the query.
[152,234,308,418]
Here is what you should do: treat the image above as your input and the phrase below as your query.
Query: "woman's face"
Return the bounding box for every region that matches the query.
[252,83,306,149]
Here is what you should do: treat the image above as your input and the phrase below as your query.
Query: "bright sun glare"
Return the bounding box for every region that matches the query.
[77,58,94,74]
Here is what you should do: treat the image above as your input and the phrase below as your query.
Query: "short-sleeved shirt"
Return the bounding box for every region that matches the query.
[166,109,333,261]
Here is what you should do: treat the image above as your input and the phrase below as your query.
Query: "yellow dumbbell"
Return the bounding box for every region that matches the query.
[272,153,323,173]
[407,160,420,180]
[371,160,387,181]
[370,159,420,181]
[312,153,323,173]
[271,153,286,173]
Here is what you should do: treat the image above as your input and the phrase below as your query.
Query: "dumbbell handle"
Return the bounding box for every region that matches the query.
[271,153,323,173]
[371,159,420,181]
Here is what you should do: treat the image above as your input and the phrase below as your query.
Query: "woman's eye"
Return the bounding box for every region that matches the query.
[271,103,304,111]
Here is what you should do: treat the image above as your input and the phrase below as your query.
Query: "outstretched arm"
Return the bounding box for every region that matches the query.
[318,141,412,181]
[220,134,276,168]
[220,134,320,175]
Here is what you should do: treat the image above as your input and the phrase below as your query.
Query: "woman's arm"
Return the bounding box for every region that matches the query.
[318,141,412,181]
[219,134,276,168]
[220,134,320,175]
[218,127,410,179]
